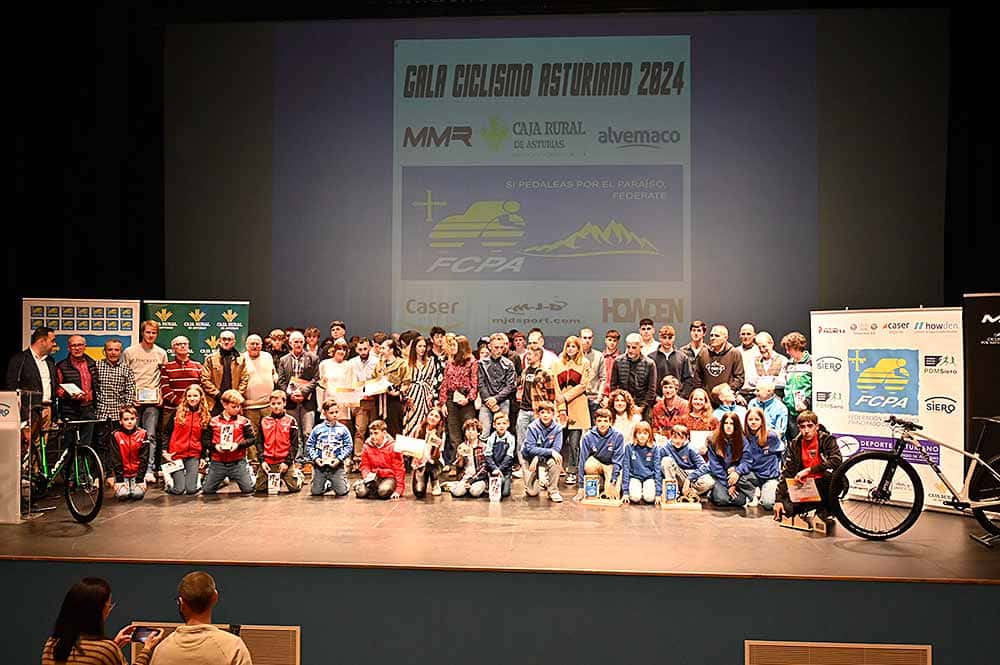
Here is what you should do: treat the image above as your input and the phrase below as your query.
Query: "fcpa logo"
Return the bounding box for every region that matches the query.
[848,348,919,415]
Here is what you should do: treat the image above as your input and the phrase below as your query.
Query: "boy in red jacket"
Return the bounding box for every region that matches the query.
[354,420,404,500]
[201,390,257,495]
[108,405,151,500]
[254,390,303,494]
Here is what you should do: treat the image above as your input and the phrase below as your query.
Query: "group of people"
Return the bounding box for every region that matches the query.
[8,316,841,517]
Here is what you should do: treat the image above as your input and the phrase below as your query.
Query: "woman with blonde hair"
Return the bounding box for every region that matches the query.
[552,335,591,485]
[160,384,210,495]
[679,387,719,455]
[609,388,642,444]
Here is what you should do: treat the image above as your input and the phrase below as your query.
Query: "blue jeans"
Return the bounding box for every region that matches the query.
[478,400,509,440]
[709,474,756,507]
[745,472,780,510]
[137,405,160,470]
[203,459,254,494]
[311,464,348,496]
[515,409,534,465]
[167,458,201,495]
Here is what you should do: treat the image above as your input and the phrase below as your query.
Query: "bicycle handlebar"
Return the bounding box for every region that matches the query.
[886,415,923,431]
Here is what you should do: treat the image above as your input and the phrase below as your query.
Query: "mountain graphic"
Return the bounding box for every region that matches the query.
[521,220,661,257]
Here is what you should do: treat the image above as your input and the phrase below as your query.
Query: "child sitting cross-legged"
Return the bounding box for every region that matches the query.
[451,418,490,498]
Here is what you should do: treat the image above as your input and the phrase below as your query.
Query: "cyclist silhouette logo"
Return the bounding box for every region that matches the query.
[849,348,919,415]
[426,200,525,249]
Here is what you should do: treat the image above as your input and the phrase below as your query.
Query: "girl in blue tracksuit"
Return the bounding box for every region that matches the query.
[622,421,662,505]
[707,412,755,507]
[743,407,784,510]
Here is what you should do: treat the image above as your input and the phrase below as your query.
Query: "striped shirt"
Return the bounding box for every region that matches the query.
[42,636,151,665]
[159,359,203,410]
[95,360,136,420]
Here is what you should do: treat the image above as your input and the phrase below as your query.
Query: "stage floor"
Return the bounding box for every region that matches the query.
[2,473,997,583]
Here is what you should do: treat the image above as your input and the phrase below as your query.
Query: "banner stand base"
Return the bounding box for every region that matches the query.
[969,532,999,549]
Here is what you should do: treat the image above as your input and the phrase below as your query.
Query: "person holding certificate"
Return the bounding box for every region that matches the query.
[373,338,409,437]
[411,407,446,498]
[439,335,479,469]
[773,411,843,521]
[678,388,719,456]
[317,340,354,426]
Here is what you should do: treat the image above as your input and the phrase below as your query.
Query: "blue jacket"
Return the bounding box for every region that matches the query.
[744,431,783,480]
[707,436,750,481]
[661,442,711,481]
[305,420,354,464]
[577,426,625,485]
[713,403,747,423]
[485,430,516,476]
[747,395,789,443]
[622,444,662,496]
[523,418,563,460]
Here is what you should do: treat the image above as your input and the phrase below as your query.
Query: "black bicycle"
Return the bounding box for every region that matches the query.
[830,415,1000,540]
[22,418,106,523]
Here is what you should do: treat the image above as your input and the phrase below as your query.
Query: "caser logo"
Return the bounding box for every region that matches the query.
[403,126,472,148]
[924,395,957,415]
[983,314,1000,324]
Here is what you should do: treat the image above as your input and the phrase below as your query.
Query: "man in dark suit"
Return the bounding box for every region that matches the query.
[5,326,58,445]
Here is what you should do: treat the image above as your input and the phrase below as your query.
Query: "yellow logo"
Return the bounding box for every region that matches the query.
[856,358,910,392]
[154,308,173,322]
[205,335,220,350]
[221,309,239,323]
[188,309,206,323]
[427,199,524,248]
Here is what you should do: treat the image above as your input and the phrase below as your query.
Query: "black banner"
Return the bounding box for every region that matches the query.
[963,293,1000,457]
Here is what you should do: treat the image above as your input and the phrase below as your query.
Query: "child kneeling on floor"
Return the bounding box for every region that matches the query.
[108,405,151,500]
[254,390,303,494]
[622,421,662,505]
[660,423,715,502]
[355,420,405,500]
[484,412,516,499]
[451,418,490,498]
[201,390,257,495]
[307,399,354,497]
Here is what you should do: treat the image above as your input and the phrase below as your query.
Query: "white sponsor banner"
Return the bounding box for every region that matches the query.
[811,307,964,509]
[22,298,141,363]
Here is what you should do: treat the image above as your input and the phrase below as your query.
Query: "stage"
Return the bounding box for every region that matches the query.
[2,472,997,584]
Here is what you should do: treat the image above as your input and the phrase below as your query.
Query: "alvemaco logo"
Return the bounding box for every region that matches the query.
[597,126,681,148]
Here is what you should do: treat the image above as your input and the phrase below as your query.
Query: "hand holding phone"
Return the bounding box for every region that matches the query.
[130,626,162,644]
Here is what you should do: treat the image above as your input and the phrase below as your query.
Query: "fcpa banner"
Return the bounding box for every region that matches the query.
[811,308,964,509]
[22,298,140,363]
[143,301,250,361]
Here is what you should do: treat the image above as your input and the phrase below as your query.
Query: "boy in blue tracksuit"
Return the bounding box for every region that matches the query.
[660,423,715,501]
[484,412,516,499]
[306,399,354,496]
[621,421,662,505]
[573,408,624,501]
[522,401,564,502]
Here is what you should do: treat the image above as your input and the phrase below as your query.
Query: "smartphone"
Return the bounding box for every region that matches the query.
[130,626,160,643]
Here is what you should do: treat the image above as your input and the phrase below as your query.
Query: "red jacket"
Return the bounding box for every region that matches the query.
[258,413,299,466]
[108,426,150,481]
[204,414,256,463]
[360,437,405,495]
[163,412,205,460]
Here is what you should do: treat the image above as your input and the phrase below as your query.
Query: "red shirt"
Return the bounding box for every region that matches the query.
[651,396,689,434]
[360,437,406,495]
[800,434,823,478]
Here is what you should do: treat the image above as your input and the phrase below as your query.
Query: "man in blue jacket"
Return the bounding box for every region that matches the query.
[573,408,624,501]
[521,401,564,502]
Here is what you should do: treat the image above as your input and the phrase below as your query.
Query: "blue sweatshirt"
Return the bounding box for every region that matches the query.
[577,426,625,485]
[744,431,784,480]
[661,442,711,481]
[485,430,516,476]
[622,443,662,496]
[522,418,563,460]
[305,420,354,464]
[713,403,747,423]
[747,395,789,443]
[707,436,750,481]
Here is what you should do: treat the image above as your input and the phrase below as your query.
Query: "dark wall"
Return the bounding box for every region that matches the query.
[1,560,995,665]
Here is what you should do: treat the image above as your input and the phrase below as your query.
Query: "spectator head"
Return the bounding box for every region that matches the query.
[218,331,237,351]
[269,390,287,413]
[511,330,526,351]
[177,572,219,619]
[220,390,244,414]
[31,326,56,354]
[624,333,642,359]
[657,325,676,349]
[371,331,388,346]
[67,335,87,358]
[527,329,545,349]
[638,318,655,341]
[708,325,729,350]
[796,410,819,426]
[755,377,776,401]
[268,329,287,348]
[711,383,735,405]
[331,339,350,360]
[781,331,808,360]
[739,323,756,348]
[604,329,621,350]
[354,337,371,358]
[305,326,321,344]
[463,418,482,435]
[329,320,347,339]
[103,338,124,362]
[454,335,473,363]
[689,320,707,343]
[493,412,509,430]
[288,331,305,352]
[51,577,114,662]
[579,327,595,352]
[593,408,613,431]
[755,331,775,356]
[660,375,680,398]
[321,399,339,418]
[245,334,263,356]
[141,320,160,343]
[429,326,446,348]
[118,405,138,427]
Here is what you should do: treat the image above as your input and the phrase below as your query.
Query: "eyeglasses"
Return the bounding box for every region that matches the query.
[658,333,675,338]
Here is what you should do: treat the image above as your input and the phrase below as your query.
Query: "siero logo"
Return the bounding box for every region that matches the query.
[815,356,843,372]
[403,126,472,148]
[924,395,957,415]
[982,314,1000,324]
[848,348,919,416]
[602,297,683,323]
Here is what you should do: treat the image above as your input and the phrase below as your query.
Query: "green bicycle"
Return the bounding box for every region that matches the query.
[22,418,106,523]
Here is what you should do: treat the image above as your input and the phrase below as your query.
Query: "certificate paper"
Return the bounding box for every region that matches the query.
[137,388,159,404]
[363,377,391,396]
[786,477,821,503]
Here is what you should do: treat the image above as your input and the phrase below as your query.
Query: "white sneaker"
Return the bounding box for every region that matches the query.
[549,491,563,503]
[512,469,523,478]
[144,472,156,484]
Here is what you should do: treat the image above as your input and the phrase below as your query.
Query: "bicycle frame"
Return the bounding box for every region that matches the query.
[30,425,92,490]
[896,428,1000,511]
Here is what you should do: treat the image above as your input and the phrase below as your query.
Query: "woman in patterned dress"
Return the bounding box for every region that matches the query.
[402,335,440,437]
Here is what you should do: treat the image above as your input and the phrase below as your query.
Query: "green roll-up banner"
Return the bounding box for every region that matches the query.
[143,300,250,361]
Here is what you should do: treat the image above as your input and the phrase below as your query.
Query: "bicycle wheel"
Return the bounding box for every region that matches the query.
[830,451,924,540]
[63,445,105,523]
[969,454,1000,536]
